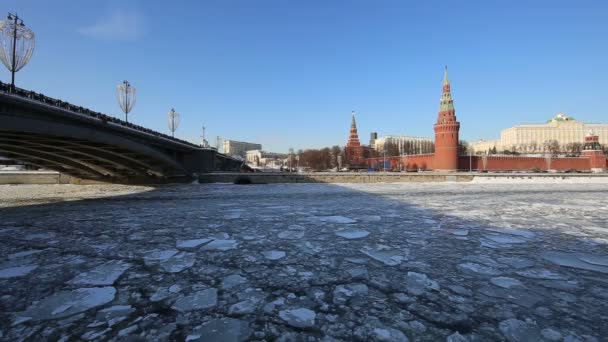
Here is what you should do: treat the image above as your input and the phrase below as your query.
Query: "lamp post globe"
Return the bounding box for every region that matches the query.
[0,13,35,91]
[167,108,180,138]
[117,80,136,123]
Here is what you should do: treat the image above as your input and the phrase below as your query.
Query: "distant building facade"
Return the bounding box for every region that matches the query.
[369,132,378,148]
[373,136,434,155]
[470,113,608,154]
[246,150,287,168]
[223,140,262,158]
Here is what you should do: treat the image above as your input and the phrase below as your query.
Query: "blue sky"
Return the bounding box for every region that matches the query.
[4,0,608,152]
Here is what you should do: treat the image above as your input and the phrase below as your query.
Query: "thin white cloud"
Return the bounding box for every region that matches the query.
[78,10,145,42]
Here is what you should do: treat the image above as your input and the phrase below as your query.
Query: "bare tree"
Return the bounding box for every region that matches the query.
[528,141,538,154]
[544,140,560,156]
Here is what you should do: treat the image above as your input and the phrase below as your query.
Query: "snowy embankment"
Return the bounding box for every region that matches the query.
[471,175,608,184]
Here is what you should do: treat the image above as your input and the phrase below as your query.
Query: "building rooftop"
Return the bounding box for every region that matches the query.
[548,113,575,123]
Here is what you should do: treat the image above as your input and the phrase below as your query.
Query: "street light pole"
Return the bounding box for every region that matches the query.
[10,13,17,90]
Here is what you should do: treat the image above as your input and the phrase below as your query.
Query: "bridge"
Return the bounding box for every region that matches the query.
[0,81,243,183]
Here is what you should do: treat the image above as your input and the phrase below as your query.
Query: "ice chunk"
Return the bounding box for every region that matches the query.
[406,272,440,295]
[483,235,526,244]
[160,252,196,273]
[228,300,258,315]
[486,228,536,238]
[360,246,406,266]
[541,328,562,341]
[118,325,138,337]
[578,254,608,267]
[278,230,304,240]
[0,265,38,278]
[447,332,468,342]
[333,283,368,304]
[318,216,357,224]
[97,305,134,327]
[14,287,116,323]
[189,318,251,342]
[490,277,524,289]
[262,251,286,260]
[143,250,179,265]
[172,288,217,312]
[176,239,212,249]
[516,269,566,280]
[497,257,535,269]
[449,229,469,236]
[458,262,502,276]
[541,251,608,274]
[222,274,248,289]
[371,327,409,341]
[201,239,238,251]
[7,250,42,260]
[68,260,130,285]
[335,228,370,239]
[359,215,382,222]
[279,308,316,328]
[498,318,541,342]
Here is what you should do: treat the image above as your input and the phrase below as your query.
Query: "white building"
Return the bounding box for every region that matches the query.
[373,135,434,155]
[246,150,287,168]
[223,140,262,158]
[471,113,608,154]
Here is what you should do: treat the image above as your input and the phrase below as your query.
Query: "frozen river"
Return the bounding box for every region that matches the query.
[1,182,607,341]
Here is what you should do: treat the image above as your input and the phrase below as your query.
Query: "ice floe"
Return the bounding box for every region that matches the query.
[405,272,440,295]
[279,308,316,328]
[171,288,217,312]
[68,260,130,285]
[360,246,406,266]
[541,251,608,274]
[318,216,357,224]
[262,250,286,260]
[0,265,38,278]
[335,228,370,239]
[201,239,238,251]
[176,238,212,249]
[14,287,116,323]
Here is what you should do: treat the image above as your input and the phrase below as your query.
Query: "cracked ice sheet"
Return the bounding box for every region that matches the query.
[2,182,608,341]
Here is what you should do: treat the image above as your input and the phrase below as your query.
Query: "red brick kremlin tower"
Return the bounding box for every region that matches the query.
[433,67,461,171]
[581,130,607,172]
[345,111,364,167]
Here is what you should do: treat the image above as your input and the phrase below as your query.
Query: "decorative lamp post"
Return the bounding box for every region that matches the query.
[117,80,136,123]
[0,13,35,91]
[167,108,180,138]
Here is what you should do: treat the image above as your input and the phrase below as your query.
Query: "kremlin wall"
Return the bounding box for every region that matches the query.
[346,67,607,173]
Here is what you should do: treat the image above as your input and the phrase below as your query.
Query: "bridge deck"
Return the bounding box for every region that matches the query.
[0,82,243,183]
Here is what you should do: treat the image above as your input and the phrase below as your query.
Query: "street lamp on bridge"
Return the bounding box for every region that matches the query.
[167,108,180,138]
[0,13,35,91]
[117,80,136,123]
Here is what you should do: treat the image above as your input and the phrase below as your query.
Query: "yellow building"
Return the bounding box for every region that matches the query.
[471,113,608,154]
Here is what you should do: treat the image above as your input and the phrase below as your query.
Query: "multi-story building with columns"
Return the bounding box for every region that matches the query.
[470,113,608,154]
[373,136,434,155]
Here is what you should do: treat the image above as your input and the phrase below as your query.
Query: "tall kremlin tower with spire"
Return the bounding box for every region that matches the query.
[433,66,460,171]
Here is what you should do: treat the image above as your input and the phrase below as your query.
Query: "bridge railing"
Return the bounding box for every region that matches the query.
[0,81,200,148]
